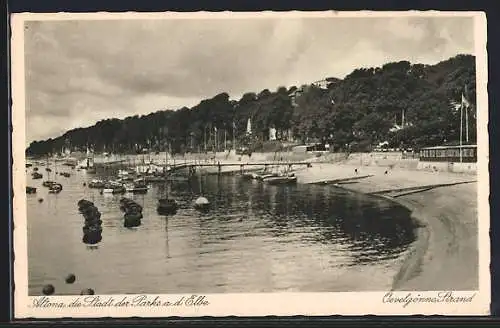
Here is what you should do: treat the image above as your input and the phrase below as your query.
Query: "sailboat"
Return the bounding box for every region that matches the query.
[125,175,149,194]
[157,143,178,215]
[262,153,297,185]
[42,156,56,187]
[48,159,63,193]
[86,148,97,174]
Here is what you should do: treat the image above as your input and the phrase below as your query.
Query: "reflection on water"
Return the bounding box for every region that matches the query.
[27,170,417,295]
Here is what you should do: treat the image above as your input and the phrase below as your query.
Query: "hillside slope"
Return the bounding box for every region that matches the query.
[26,54,476,156]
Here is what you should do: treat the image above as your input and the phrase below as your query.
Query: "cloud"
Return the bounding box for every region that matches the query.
[22,15,475,144]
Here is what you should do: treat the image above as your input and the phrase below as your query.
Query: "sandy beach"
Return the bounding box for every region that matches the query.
[294,162,478,291]
[192,152,479,291]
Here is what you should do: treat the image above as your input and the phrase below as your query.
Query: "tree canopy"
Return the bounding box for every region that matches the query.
[26,54,476,156]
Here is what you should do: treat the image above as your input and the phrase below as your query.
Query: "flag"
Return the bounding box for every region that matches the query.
[450,100,461,112]
[461,93,470,109]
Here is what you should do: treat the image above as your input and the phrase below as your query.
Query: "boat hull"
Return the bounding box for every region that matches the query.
[48,183,63,193]
[102,187,125,194]
[257,173,278,180]
[264,176,297,185]
[123,211,142,228]
[157,199,178,215]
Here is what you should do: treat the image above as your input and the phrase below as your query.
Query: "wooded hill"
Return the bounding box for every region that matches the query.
[26,54,476,156]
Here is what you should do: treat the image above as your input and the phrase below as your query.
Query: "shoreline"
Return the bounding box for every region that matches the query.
[387,183,478,291]
[189,158,478,291]
[293,163,478,291]
[36,152,479,291]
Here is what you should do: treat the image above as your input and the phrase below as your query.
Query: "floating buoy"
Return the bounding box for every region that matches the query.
[65,273,76,284]
[42,284,55,295]
[194,196,210,212]
[83,182,86,186]
[80,288,95,295]
[38,198,43,203]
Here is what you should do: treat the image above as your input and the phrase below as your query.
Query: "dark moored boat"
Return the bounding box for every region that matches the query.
[157,198,178,215]
[119,198,143,212]
[32,172,43,179]
[82,231,102,245]
[119,198,143,227]
[26,186,37,194]
[78,199,103,245]
[124,212,143,228]
[48,183,63,194]
[42,180,56,187]
[82,225,102,235]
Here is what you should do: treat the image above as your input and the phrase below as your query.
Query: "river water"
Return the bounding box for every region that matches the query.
[26,167,417,295]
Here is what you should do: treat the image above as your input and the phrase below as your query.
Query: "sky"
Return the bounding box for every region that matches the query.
[22,15,475,144]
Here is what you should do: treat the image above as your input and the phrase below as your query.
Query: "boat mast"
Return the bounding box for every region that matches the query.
[47,155,51,180]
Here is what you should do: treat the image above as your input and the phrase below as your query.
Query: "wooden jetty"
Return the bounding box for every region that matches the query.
[168,161,313,174]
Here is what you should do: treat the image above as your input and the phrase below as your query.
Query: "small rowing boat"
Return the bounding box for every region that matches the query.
[263,174,297,185]
[125,182,149,194]
[42,180,56,187]
[48,183,63,193]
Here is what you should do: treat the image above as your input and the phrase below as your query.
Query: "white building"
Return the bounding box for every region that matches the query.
[269,127,277,141]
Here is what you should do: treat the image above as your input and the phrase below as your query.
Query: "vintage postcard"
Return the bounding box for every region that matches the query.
[11,11,490,318]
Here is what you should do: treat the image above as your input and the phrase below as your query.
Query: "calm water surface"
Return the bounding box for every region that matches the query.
[27,167,417,295]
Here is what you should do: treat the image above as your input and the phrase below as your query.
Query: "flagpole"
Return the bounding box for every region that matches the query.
[224,129,227,151]
[233,121,236,152]
[204,126,207,152]
[466,101,469,143]
[214,127,218,152]
[460,100,463,163]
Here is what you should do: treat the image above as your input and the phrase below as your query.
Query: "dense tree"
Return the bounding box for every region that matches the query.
[26,54,477,156]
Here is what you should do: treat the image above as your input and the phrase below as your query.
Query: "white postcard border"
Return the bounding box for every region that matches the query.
[10,11,490,318]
